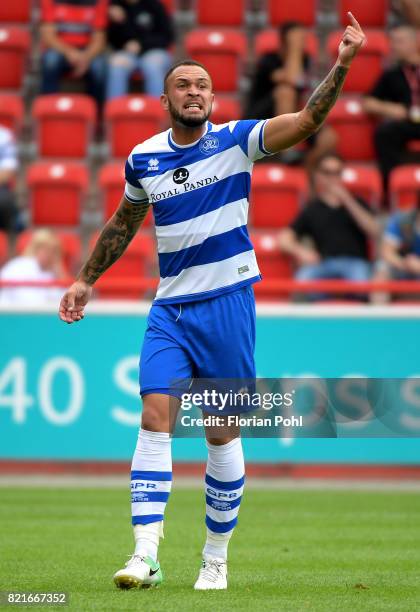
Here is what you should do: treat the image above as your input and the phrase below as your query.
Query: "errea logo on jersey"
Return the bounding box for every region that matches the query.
[148,158,159,172]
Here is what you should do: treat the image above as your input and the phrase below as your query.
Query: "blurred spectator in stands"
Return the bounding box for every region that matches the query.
[394,0,420,26]
[0,124,21,234]
[364,24,420,198]
[279,154,379,300]
[244,21,336,166]
[372,195,420,302]
[0,229,66,304]
[40,0,108,106]
[106,0,174,99]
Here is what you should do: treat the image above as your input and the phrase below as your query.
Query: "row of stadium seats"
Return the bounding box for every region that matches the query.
[21,162,420,228]
[0,0,391,27]
[0,227,292,299]
[0,26,391,93]
[0,92,405,162]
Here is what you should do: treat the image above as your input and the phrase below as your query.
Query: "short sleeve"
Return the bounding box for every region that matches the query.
[93,0,108,30]
[41,0,55,22]
[228,119,271,162]
[124,155,148,204]
[384,214,403,245]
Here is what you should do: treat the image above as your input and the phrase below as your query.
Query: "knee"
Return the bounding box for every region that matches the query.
[42,49,64,71]
[109,52,133,69]
[347,261,371,281]
[295,265,317,281]
[141,394,174,433]
[141,50,172,71]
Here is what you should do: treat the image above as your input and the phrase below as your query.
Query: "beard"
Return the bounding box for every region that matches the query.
[168,99,211,128]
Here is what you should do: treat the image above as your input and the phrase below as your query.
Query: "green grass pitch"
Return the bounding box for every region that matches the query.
[1,487,419,611]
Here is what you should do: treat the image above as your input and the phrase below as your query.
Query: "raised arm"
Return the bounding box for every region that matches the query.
[263,13,366,153]
[59,196,150,323]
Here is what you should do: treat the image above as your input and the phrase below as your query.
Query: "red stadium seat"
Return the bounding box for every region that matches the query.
[185,30,247,92]
[27,162,88,226]
[327,30,389,93]
[255,28,319,60]
[252,231,292,279]
[0,230,8,265]
[0,27,30,89]
[390,165,420,210]
[251,165,307,228]
[160,0,174,13]
[90,230,157,299]
[339,0,388,27]
[98,162,153,226]
[251,231,292,300]
[105,95,166,158]
[16,230,81,274]
[0,0,31,23]
[327,98,376,161]
[33,94,96,158]
[0,94,24,134]
[268,0,316,26]
[209,97,240,124]
[197,0,244,26]
[342,165,382,208]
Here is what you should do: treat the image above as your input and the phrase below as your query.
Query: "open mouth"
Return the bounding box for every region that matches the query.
[184,103,203,111]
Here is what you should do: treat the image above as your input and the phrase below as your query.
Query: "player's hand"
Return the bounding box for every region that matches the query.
[338,12,366,68]
[59,280,92,324]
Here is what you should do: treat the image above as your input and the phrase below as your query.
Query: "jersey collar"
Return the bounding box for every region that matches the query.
[168,121,212,151]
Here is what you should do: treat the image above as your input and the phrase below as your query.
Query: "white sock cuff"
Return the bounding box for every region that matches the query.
[138,428,171,443]
[205,437,241,453]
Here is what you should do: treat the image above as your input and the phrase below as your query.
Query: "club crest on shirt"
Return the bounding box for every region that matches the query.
[173,168,189,184]
[199,134,219,155]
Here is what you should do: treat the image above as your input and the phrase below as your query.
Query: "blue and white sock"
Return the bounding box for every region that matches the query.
[203,437,245,560]
[130,428,172,560]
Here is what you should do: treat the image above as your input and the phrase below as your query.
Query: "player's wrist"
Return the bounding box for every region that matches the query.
[76,274,95,287]
[336,58,351,70]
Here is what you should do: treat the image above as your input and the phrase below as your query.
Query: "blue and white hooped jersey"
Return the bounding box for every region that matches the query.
[124,119,271,304]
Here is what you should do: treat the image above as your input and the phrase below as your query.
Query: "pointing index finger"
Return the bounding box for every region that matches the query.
[348,11,362,31]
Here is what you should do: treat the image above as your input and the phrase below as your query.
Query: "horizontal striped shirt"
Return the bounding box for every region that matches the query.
[125,119,270,304]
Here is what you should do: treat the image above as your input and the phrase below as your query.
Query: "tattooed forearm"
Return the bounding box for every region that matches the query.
[78,199,150,285]
[306,63,349,127]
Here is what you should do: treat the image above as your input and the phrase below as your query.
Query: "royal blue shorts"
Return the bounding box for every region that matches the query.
[139,285,256,402]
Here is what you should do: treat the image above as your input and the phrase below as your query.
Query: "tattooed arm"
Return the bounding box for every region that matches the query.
[263,12,366,153]
[59,196,149,323]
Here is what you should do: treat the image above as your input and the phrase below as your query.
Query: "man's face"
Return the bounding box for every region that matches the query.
[390,27,418,62]
[35,243,60,270]
[314,157,344,195]
[161,65,214,128]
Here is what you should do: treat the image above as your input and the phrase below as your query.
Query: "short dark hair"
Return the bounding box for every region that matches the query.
[163,60,211,93]
[314,152,345,170]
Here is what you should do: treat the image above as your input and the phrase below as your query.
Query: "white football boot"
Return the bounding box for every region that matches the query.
[194,556,227,590]
[113,554,163,589]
